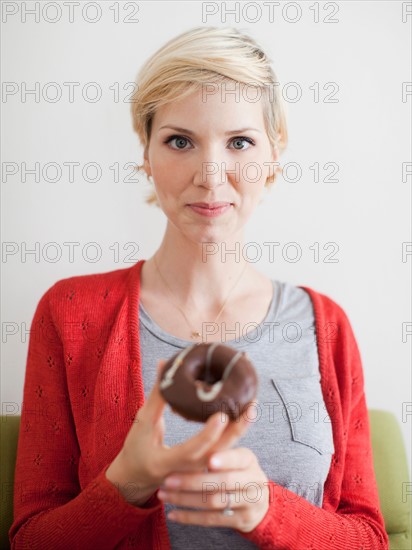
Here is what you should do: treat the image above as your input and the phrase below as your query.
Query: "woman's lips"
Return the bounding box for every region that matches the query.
[187,203,233,217]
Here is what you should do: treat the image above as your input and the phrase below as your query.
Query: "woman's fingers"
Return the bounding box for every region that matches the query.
[163,412,229,470]
[158,445,270,533]
[208,447,255,471]
[158,487,241,511]
[208,401,257,454]
[161,400,257,472]
[161,448,256,491]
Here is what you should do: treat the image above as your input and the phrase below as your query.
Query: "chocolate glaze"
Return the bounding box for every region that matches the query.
[159,343,258,422]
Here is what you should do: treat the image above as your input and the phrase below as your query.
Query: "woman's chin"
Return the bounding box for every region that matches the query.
[190,226,237,245]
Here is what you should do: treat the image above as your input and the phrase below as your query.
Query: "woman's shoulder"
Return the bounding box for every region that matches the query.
[272,279,353,333]
[296,283,348,319]
[36,264,137,316]
[291,282,361,357]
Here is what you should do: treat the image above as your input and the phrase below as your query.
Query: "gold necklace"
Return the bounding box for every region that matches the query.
[153,254,248,341]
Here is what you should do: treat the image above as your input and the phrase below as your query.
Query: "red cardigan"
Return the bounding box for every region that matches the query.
[9,260,388,549]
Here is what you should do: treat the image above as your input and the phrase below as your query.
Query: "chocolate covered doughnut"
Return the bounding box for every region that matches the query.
[159,342,258,422]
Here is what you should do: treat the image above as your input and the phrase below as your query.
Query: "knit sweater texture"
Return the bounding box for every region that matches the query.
[9,259,389,549]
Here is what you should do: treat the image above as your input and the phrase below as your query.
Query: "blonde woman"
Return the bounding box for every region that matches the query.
[10,27,388,549]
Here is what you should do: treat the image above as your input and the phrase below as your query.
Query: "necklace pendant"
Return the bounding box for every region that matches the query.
[191,331,201,339]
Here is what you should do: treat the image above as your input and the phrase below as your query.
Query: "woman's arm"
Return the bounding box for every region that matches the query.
[9,287,163,550]
[236,300,389,549]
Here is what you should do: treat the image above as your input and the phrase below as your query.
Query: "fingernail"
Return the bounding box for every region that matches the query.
[216,413,227,425]
[210,455,222,468]
[164,477,180,488]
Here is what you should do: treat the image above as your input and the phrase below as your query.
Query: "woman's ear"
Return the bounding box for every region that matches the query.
[267,145,280,181]
[271,144,279,163]
[143,145,152,178]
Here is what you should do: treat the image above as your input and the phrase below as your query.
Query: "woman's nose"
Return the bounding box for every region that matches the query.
[192,149,229,189]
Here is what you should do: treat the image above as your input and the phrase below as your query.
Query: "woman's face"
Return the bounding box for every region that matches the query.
[143,84,278,243]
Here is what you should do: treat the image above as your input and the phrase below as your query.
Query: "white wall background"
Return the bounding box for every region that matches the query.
[2,1,411,476]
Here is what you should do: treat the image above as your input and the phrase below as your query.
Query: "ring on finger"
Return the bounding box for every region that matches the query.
[222,492,235,517]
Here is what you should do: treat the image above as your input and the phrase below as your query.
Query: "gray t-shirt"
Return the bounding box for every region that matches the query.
[139,279,334,549]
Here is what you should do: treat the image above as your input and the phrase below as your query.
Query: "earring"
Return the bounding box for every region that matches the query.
[147,175,153,184]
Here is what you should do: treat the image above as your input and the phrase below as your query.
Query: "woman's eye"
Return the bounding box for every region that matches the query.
[165,135,191,149]
[164,135,254,150]
[230,137,255,150]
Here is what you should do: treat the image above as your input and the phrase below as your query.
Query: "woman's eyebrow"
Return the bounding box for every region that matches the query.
[158,125,261,135]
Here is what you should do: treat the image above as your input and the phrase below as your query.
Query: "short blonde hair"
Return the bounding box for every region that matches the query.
[130,26,288,206]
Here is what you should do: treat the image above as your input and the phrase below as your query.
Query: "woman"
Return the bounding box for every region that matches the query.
[10,27,388,549]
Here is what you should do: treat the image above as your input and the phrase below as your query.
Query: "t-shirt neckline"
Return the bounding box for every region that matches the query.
[138,278,282,349]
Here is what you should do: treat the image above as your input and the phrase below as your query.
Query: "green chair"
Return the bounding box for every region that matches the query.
[1,411,411,549]
[369,409,412,549]
[0,415,21,550]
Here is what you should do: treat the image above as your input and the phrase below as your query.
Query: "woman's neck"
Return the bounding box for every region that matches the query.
[141,229,255,314]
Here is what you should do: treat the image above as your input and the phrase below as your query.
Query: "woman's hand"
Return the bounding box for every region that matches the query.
[105,359,248,507]
[157,445,270,533]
